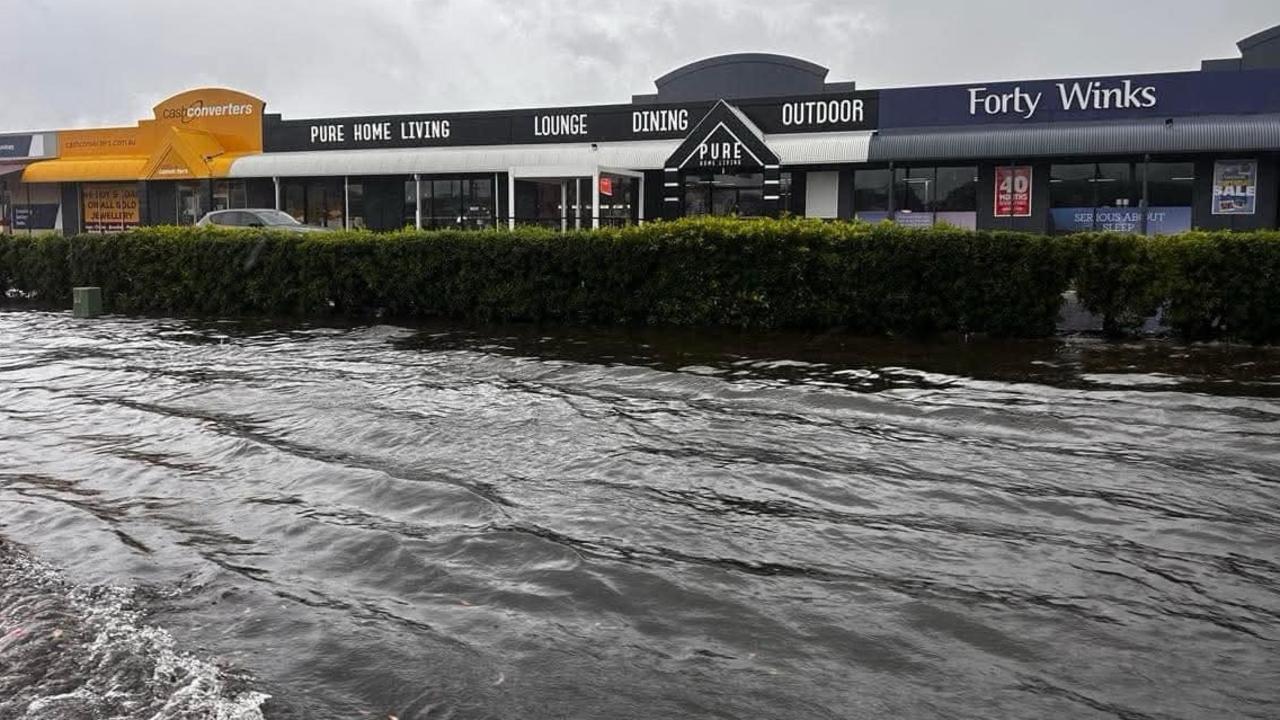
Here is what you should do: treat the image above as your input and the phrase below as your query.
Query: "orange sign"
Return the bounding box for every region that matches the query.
[150,88,264,153]
[83,184,140,232]
[32,88,265,183]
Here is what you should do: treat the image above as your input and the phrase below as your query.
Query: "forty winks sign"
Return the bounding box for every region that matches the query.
[265,92,878,152]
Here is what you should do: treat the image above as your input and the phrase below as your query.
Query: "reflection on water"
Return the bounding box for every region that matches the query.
[1,310,1277,719]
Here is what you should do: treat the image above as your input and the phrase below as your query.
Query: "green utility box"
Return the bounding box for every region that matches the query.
[72,287,104,318]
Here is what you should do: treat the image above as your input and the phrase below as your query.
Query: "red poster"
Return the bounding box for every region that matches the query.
[994,166,1033,217]
[599,176,613,197]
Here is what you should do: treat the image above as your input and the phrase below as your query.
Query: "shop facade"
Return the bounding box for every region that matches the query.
[8,23,1280,235]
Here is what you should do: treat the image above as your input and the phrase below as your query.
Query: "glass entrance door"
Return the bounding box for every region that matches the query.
[176,183,204,226]
[683,173,770,217]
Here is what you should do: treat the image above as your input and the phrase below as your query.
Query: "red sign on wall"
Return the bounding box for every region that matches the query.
[994,166,1033,217]
[599,176,613,197]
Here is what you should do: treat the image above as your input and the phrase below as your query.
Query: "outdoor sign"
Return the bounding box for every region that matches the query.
[599,176,613,197]
[878,67,1280,128]
[1211,160,1258,215]
[82,184,140,232]
[994,166,1033,217]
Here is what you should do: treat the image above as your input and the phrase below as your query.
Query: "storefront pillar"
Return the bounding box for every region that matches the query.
[507,173,516,230]
[343,176,350,230]
[273,177,281,210]
[575,179,583,230]
[414,174,422,230]
[560,181,568,232]
[638,174,646,223]
[591,169,600,229]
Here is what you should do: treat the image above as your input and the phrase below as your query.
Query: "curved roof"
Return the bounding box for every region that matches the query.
[655,53,829,87]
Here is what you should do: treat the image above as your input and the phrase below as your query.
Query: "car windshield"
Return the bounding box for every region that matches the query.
[256,210,303,226]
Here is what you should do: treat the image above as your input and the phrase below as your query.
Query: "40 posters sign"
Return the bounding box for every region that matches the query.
[995,166,1033,217]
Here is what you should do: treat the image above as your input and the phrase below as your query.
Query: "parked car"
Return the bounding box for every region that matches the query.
[196,209,332,232]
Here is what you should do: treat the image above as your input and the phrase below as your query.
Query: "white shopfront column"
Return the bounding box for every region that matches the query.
[591,169,600,229]
[414,174,422,230]
[508,173,516,230]
[560,181,568,232]
[638,174,646,223]
[273,177,280,210]
[343,176,350,230]
[575,179,582,230]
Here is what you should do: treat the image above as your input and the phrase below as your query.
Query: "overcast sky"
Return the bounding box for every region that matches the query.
[2,0,1277,131]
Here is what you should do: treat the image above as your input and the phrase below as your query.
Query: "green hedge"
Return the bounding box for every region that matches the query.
[2,218,1278,341]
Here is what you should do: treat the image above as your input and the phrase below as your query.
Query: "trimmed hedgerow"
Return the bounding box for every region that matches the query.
[2,217,1278,341]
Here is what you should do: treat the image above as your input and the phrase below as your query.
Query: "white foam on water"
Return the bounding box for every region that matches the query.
[0,544,269,720]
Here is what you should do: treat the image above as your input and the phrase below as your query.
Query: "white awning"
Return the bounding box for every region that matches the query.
[766,131,873,165]
[0,163,29,176]
[226,131,874,179]
[226,140,681,178]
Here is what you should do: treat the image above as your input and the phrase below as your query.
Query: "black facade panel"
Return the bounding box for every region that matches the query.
[148,182,177,226]
[60,183,80,235]
[836,169,854,219]
[1193,156,1279,231]
[514,181,538,222]
[361,177,406,231]
[246,178,275,209]
[643,170,663,221]
[789,171,807,216]
[976,161,1051,234]
[136,182,149,227]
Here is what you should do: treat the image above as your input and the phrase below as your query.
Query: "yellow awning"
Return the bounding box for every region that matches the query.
[23,156,148,183]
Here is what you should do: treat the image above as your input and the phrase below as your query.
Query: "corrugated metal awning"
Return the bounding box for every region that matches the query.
[869,114,1280,162]
[768,131,873,164]
[227,140,681,178]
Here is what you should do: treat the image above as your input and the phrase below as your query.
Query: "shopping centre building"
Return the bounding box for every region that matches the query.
[3,23,1280,236]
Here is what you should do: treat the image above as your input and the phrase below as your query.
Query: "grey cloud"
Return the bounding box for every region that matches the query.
[1,0,1276,130]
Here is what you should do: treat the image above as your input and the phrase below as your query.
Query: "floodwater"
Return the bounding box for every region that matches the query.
[1,310,1277,720]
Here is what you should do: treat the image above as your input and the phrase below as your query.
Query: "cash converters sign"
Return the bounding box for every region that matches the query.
[152,88,265,152]
[159,100,256,124]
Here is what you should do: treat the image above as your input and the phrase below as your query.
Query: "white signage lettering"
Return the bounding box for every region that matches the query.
[400,119,451,140]
[781,99,865,126]
[534,113,588,137]
[968,79,1158,119]
[632,109,689,134]
[697,140,743,165]
[309,124,346,144]
[353,122,393,142]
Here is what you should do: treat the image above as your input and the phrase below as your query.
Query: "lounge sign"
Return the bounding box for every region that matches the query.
[266,91,878,152]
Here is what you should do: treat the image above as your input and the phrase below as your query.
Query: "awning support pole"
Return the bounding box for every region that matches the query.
[591,170,600,230]
[414,174,422,230]
[575,179,582,230]
[273,177,280,211]
[1140,154,1151,236]
[638,174,645,224]
[344,175,350,230]
[560,181,568,233]
[508,173,516,230]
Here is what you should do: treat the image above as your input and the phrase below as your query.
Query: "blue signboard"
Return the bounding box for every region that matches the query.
[12,204,59,231]
[0,135,34,159]
[1049,207,1192,235]
[879,68,1280,128]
